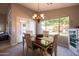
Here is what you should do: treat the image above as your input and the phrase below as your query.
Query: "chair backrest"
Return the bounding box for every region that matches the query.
[43,31,49,37]
[36,34,43,40]
[47,35,58,56]
[25,34,32,48]
[26,31,33,36]
[53,34,58,46]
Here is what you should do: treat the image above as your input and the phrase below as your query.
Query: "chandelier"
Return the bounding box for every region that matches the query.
[32,3,44,22]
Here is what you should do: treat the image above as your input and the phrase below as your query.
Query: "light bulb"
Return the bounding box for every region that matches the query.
[40,14,44,19]
[32,16,35,19]
[42,16,44,19]
[40,14,44,17]
[34,14,37,17]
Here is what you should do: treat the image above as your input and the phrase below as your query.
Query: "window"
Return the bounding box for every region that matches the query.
[60,16,69,36]
[41,16,69,36]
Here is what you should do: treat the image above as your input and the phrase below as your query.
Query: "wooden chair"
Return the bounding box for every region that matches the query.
[43,31,49,37]
[24,34,43,56]
[47,34,58,56]
[24,34,33,55]
[36,34,43,40]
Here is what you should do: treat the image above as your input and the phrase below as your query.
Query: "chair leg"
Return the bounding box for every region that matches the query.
[27,48,33,56]
[26,49,28,56]
[31,49,33,56]
[50,50,53,56]
[39,49,45,56]
[51,53,52,56]
[54,47,57,56]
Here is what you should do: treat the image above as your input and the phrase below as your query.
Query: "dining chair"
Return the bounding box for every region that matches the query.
[43,31,49,37]
[24,34,33,55]
[36,34,43,40]
[24,34,43,56]
[47,34,58,56]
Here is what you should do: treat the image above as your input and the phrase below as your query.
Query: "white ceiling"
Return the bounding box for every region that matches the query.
[21,3,79,12]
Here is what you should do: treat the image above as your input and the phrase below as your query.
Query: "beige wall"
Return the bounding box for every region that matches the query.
[0,4,10,32]
[41,5,79,28]
[0,3,10,14]
[0,14,7,32]
[10,4,35,45]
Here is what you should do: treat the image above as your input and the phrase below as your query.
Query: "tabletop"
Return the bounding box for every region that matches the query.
[33,36,53,49]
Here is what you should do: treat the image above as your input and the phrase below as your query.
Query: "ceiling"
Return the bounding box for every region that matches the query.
[20,3,79,12]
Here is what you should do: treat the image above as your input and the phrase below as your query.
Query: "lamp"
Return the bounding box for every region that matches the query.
[32,3,44,22]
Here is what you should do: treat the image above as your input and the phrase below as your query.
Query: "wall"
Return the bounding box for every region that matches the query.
[10,4,35,45]
[29,20,36,35]
[0,4,10,14]
[0,4,11,32]
[0,14,7,32]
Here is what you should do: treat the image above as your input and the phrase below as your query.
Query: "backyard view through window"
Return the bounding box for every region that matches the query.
[41,16,69,36]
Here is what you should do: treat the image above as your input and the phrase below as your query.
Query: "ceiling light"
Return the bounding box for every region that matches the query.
[32,3,44,23]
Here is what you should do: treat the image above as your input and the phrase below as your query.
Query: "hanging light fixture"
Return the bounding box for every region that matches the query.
[32,3,44,22]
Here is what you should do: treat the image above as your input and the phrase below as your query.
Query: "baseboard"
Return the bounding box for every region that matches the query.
[11,43,17,46]
[57,42,69,48]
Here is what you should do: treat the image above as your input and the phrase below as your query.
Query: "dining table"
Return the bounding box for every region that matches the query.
[23,34,55,56]
[32,36,54,55]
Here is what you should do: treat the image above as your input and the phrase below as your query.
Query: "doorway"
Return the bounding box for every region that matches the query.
[16,17,29,43]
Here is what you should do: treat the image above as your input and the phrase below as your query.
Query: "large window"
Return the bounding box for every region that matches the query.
[60,16,69,35]
[41,16,69,36]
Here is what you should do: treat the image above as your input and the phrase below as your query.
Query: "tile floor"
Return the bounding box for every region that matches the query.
[0,43,75,56]
[0,40,10,50]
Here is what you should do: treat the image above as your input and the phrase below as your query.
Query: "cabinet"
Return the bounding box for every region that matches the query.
[69,28,79,55]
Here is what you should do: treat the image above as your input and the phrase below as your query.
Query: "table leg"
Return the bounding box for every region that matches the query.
[23,38,24,55]
[43,49,48,56]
